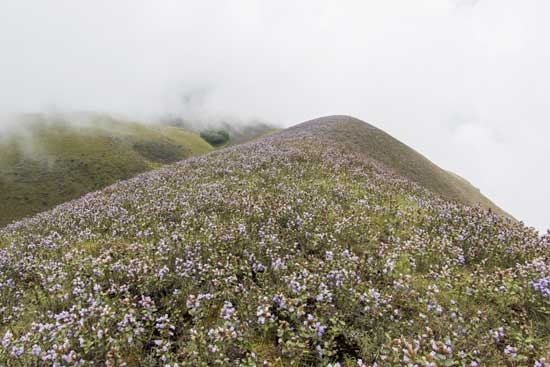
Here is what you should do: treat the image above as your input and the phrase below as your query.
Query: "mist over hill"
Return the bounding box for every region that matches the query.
[0,113,278,226]
[2,0,549,231]
[160,115,278,146]
[0,113,214,226]
[1,116,548,366]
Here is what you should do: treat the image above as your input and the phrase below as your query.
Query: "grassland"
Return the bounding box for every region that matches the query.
[0,114,213,226]
[0,116,548,366]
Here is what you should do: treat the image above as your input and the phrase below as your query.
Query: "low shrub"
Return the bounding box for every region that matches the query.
[200,129,230,146]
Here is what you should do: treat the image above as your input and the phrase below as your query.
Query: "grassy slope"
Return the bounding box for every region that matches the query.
[0,116,548,366]
[289,116,509,217]
[0,114,212,226]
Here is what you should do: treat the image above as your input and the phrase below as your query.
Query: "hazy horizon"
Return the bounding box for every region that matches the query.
[1,0,548,231]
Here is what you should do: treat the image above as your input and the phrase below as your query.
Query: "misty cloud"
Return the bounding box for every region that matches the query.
[453,0,481,9]
[0,0,548,231]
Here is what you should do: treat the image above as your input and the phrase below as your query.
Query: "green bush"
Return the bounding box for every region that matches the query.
[200,129,230,146]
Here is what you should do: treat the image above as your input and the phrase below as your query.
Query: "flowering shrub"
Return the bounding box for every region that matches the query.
[0,116,549,366]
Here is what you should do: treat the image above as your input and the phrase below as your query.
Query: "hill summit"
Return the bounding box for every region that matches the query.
[1,116,549,366]
[285,116,507,216]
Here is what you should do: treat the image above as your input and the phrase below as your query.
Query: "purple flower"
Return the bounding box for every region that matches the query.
[531,277,550,297]
[220,301,236,320]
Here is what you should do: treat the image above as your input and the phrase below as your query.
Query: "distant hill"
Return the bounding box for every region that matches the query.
[222,121,280,146]
[0,113,213,225]
[161,116,279,147]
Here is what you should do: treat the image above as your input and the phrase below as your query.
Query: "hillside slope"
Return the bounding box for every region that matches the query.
[289,116,507,217]
[0,116,548,366]
[0,113,213,226]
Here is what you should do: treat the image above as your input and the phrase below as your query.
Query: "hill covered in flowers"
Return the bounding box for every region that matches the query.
[0,116,549,366]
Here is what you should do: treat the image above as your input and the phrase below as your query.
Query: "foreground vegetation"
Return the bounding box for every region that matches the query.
[0,116,548,366]
[0,113,212,226]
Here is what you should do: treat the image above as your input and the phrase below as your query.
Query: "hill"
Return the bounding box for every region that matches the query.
[0,116,548,366]
[288,116,508,217]
[0,113,213,226]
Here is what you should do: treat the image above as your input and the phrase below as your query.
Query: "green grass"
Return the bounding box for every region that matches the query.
[0,113,213,226]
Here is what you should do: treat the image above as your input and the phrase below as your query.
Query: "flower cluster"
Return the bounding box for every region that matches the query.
[531,276,550,298]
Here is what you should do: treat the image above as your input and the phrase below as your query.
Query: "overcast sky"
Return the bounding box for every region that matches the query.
[0,0,548,231]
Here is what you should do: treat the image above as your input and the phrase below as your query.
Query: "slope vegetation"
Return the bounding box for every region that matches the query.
[289,116,507,216]
[0,116,548,366]
[0,114,213,226]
